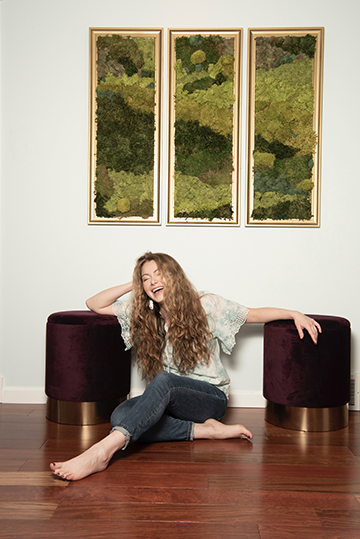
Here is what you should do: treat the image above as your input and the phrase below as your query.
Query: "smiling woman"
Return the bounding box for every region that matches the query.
[51,251,320,481]
[141,259,167,309]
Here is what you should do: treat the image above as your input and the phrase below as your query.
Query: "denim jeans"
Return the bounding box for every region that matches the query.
[110,372,228,447]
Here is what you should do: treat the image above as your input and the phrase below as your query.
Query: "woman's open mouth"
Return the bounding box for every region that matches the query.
[152,287,164,296]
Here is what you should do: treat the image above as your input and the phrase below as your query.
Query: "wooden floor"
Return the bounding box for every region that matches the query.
[0,405,359,539]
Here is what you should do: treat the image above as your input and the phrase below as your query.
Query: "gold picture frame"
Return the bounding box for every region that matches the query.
[167,29,242,225]
[88,28,163,224]
[246,28,324,227]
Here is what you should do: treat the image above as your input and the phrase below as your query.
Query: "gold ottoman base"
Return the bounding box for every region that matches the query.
[265,400,348,432]
[46,396,127,425]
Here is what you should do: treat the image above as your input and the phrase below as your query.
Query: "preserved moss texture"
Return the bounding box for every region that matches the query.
[252,34,317,221]
[94,35,156,218]
[173,34,236,220]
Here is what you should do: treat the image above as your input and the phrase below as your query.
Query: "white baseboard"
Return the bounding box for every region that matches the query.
[1,387,46,404]
[228,391,266,408]
[1,386,265,408]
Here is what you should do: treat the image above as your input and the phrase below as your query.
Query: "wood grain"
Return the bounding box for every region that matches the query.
[0,404,359,539]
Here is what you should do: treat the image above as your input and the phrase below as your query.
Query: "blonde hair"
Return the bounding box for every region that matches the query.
[130,252,212,380]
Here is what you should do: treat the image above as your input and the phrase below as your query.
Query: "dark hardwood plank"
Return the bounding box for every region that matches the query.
[0,439,46,449]
[0,448,78,461]
[74,471,208,488]
[259,525,360,539]
[313,455,360,467]
[195,452,318,465]
[0,459,27,471]
[0,429,48,440]
[316,509,360,528]
[19,460,70,472]
[0,472,69,487]
[91,458,360,482]
[0,422,48,434]
[0,520,255,539]
[60,486,360,510]
[248,444,356,457]
[0,404,41,415]
[209,475,360,493]
[52,502,319,527]
[0,501,57,520]
[0,485,70,503]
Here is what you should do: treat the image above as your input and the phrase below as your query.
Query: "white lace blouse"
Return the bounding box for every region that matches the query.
[112,293,249,398]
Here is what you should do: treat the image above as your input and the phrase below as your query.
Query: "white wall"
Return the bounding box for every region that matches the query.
[1,0,359,405]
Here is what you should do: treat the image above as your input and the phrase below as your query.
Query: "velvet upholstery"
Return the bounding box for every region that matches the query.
[263,315,351,408]
[45,311,131,402]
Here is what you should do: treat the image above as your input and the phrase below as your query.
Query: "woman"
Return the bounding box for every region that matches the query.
[50,252,321,481]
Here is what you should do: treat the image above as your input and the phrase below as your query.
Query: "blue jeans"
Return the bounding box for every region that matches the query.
[110,372,228,447]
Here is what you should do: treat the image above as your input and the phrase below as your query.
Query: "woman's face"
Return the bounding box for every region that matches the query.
[141,260,167,305]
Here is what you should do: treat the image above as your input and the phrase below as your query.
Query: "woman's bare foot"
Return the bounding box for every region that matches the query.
[194,418,253,441]
[50,430,126,481]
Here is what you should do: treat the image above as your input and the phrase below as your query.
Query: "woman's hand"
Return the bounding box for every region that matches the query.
[246,307,322,344]
[293,312,322,344]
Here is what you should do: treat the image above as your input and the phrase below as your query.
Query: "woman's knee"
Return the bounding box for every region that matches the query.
[152,371,180,385]
[148,372,179,395]
[153,371,171,383]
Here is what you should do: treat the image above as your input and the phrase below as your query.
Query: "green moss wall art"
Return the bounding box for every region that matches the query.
[88,29,162,224]
[246,28,324,227]
[167,30,242,225]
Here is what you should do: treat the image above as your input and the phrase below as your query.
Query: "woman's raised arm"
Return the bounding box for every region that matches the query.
[246,307,322,344]
[86,281,133,316]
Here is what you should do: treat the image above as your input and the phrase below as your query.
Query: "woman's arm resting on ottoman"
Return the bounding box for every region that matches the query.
[246,308,322,344]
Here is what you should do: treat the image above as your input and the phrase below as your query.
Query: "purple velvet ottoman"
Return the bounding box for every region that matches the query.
[45,311,131,425]
[263,315,351,432]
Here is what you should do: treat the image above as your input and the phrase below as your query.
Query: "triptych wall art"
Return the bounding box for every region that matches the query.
[246,28,324,226]
[167,29,242,225]
[88,28,162,224]
[88,27,324,227]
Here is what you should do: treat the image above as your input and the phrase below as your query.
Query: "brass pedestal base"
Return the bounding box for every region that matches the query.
[46,396,127,425]
[265,400,349,432]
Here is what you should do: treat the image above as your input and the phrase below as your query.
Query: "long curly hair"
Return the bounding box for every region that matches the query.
[130,252,212,380]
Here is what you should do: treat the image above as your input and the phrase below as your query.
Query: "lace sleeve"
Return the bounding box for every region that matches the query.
[112,298,132,350]
[201,293,249,355]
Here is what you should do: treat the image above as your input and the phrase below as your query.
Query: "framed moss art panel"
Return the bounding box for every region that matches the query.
[167,29,242,225]
[88,28,163,224]
[246,28,324,227]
